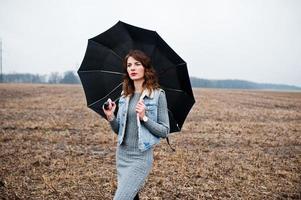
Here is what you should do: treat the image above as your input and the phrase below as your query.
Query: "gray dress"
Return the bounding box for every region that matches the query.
[109,91,169,200]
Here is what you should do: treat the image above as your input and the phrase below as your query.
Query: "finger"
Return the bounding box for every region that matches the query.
[138,101,145,106]
[136,107,143,113]
[136,105,145,112]
[137,101,145,107]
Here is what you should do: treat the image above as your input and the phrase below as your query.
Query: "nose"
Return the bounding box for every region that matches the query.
[129,66,136,71]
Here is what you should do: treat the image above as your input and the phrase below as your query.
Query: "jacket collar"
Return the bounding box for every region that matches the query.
[121,88,154,100]
[139,88,154,100]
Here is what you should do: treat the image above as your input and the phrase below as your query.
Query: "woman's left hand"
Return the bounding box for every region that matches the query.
[136,100,146,120]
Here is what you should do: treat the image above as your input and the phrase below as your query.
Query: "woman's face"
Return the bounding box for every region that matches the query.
[127,56,145,81]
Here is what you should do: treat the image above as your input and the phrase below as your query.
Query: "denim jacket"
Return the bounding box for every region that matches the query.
[116,88,166,151]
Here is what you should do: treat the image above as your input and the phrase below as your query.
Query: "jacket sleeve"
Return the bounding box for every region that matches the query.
[109,113,119,135]
[143,91,170,138]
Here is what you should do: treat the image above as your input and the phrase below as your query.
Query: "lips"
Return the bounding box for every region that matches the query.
[130,73,137,76]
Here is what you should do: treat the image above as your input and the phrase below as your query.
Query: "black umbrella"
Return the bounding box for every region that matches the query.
[78,21,195,133]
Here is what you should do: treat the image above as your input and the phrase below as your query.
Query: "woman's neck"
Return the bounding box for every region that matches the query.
[133,79,144,93]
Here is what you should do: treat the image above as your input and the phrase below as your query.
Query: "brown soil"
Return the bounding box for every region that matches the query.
[0,84,300,199]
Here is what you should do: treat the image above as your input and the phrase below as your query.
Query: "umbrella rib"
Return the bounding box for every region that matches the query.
[88,82,123,107]
[177,63,186,66]
[157,63,186,76]
[163,87,185,93]
[89,40,123,61]
[161,87,194,100]
[79,69,124,75]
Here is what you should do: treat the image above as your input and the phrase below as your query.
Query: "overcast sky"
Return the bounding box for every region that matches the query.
[0,0,300,86]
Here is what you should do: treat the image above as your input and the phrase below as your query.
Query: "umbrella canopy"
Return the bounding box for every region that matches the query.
[78,21,195,133]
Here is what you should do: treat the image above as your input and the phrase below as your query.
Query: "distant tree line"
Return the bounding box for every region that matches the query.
[1,71,80,84]
[190,77,301,91]
[1,73,300,90]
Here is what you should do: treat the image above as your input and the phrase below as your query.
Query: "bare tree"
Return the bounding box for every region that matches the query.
[48,72,62,84]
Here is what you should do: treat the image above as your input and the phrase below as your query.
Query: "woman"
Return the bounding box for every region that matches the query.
[103,50,170,200]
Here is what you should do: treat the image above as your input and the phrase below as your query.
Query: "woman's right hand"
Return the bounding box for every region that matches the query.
[102,98,116,121]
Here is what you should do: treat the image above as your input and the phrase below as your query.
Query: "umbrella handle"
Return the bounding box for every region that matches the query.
[103,96,121,110]
[103,101,110,110]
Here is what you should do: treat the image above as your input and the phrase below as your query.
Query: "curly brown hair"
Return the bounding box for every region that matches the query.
[122,50,160,96]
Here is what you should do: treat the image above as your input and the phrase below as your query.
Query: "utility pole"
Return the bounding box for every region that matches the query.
[0,39,2,83]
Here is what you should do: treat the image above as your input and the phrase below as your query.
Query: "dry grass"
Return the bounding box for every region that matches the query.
[0,84,300,199]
